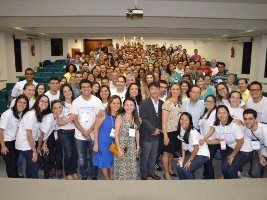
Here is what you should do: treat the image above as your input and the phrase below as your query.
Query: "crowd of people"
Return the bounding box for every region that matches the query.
[0,42,266,180]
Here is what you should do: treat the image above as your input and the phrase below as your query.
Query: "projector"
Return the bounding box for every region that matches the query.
[126,8,143,18]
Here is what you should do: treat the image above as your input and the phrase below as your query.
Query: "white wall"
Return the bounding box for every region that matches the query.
[1,33,267,91]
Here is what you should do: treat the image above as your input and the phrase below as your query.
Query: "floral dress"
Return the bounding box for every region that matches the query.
[114,114,138,180]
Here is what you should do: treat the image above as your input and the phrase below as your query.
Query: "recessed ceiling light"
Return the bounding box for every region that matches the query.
[39,33,47,35]
[244,30,254,33]
[222,35,228,37]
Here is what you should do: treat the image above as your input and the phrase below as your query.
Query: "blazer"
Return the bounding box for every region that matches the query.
[139,97,163,142]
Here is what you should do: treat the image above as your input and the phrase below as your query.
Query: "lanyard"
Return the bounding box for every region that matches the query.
[110,115,115,128]
[251,130,267,149]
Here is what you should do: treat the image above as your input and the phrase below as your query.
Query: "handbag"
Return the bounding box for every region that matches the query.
[109,143,119,157]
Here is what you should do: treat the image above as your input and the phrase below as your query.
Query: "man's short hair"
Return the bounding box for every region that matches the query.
[148,82,160,89]
[243,108,257,119]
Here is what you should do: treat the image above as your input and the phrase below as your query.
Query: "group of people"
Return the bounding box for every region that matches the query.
[0,42,266,180]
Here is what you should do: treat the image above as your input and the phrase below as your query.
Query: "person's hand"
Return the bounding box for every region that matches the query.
[177,158,184,167]
[136,146,141,155]
[68,114,76,123]
[227,155,235,165]
[42,144,49,155]
[152,129,160,136]
[93,144,99,153]
[184,160,191,170]
[32,152,38,162]
[1,145,9,155]
[118,149,124,159]
[138,117,142,125]
[164,135,170,146]
[199,139,205,146]
[233,119,244,126]
[259,155,267,167]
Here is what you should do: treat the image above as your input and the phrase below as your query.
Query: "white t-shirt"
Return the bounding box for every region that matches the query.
[11,80,38,98]
[15,110,40,151]
[199,110,217,140]
[58,102,75,130]
[179,128,210,158]
[40,113,57,141]
[110,88,126,103]
[245,123,267,157]
[246,97,267,123]
[44,91,60,104]
[211,67,218,76]
[227,106,244,121]
[215,122,252,152]
[72,95,104,140]
[0,109,21,141]
[10,98,35,109]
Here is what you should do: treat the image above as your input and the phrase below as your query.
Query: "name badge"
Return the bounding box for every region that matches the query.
[251,141,261,150]
[220,140,226,150]
[129,128,135,137]
[110,128,115,138]
[54,131,58,141]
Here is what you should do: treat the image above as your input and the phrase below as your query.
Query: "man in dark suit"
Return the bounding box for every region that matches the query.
[139,82,163,180]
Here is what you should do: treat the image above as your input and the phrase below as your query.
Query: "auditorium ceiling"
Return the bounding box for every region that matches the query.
[0,0,267,40]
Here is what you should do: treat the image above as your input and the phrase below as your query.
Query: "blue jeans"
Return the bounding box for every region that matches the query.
[76,139,98,179]
[177,152,209,179]
[221,147,253,179]
[203,144,220,179]
[58,129,78,176]
[21,150,39,178]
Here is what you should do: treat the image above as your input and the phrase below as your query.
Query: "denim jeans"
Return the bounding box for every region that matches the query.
[140,139,159,178]
[21,150,39,178]
[76,139,98,179]
[221,146,253,179]
[58,129,78,176]
[251,153,267,178]
[203,144,220,179]
[177,152,209,179]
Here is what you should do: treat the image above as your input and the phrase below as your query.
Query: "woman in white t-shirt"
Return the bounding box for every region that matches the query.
[15,94,51,178]
[176,112,210,179]
[40,100,64,179]
[199,95,219,179]
[213,105,253,179]
[0,95,29,178]
[57,84,78,180]
[227,91,244,122]
[10,83,36,109]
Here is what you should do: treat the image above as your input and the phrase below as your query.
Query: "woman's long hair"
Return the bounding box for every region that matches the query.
[59,84,75,106]
[166,82,182,104]
[214,105,233,126]
[125,83,142,105]
[32,94,52,122]
[177,112,195,144]
[120,97,139,127]
[12,94,29,119]
[201,95,217,119]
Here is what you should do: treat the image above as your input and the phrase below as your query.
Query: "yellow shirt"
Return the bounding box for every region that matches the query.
[64,72,75,82]
[241,89,251,103]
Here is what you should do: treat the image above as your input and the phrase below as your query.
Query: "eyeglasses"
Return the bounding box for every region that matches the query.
[249,89,261,92]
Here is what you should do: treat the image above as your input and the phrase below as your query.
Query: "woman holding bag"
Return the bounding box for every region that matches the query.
[93,95,122,180]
